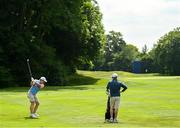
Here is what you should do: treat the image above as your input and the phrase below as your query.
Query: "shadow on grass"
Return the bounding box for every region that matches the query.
[0,74,99,92]
[24,117,39,120]
[68,73,99,86]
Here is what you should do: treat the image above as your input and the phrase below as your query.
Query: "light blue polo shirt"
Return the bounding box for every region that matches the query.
[29,80,40,95]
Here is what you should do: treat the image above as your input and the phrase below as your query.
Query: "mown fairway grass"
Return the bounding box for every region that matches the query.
[0,71,180,128]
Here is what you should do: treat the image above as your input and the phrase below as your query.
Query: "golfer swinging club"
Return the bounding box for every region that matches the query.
[106,73,127,123]
[27,77,47,118]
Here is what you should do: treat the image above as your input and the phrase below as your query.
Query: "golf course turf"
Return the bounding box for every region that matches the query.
[0,71,180,127]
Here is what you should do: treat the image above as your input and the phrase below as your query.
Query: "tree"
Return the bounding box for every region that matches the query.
[112,44,139,71]
[73,0,105,70]
[139,44,154,73]
[0,0,105,87]
[142,44,148,55]
[93,31,140,71]
[79,0,105,63]
[153,27,180,75]
[104,31,126,68]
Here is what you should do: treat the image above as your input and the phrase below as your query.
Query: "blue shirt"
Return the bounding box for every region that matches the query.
[29,80,40,95]
[106,80,127,97]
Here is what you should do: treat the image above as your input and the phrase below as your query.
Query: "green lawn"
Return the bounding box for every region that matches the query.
[0,71,180,128]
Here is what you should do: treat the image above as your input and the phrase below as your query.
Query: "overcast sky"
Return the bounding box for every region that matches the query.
[97,0,180,50]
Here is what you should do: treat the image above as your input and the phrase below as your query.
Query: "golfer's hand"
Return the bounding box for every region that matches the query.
[31,77,34,81]
[106,91,110,96]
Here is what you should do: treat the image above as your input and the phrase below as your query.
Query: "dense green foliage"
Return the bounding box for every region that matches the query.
[137,44,156,73]
[93,28,180,75]
[141,27,180,75]
[0,0,105,87]
[93,31,140,71]
[153,27,180,75]
[0,71,180,127]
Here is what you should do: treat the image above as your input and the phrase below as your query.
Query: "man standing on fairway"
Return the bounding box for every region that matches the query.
[27,77,47,118]
[106,73,127,123]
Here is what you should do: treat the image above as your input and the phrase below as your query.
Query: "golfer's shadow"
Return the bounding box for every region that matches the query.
[24,116,39,120]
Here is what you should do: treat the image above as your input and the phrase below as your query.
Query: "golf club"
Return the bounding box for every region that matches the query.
[27,59,33,79]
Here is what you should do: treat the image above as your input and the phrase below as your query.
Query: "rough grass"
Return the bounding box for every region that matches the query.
[0,70,180,128]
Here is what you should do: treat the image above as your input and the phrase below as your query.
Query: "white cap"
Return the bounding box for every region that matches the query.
[40,77,47,82]
[112,73,118,78]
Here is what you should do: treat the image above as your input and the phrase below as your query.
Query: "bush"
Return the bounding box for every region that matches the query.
[0,66,14,88]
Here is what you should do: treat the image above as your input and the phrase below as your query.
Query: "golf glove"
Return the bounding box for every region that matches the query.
[31,77,34,81]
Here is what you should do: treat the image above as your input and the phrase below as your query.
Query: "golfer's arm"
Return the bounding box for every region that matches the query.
[30,81,35,86]
[121,84,128,92]
[106,83,110,92]
[35,82,44,88]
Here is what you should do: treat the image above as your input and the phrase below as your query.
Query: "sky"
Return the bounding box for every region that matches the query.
[97,0,180,51]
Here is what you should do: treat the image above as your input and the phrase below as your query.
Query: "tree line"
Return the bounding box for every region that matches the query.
[0,0,179,88]
[83,28,180,76]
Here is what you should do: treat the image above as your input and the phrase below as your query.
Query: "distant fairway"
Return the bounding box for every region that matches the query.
[0,71,180,128]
